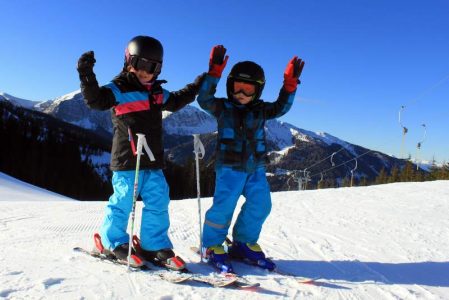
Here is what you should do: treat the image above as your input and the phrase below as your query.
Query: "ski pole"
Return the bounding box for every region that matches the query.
[127,133,145,270]
[193,134,205,261]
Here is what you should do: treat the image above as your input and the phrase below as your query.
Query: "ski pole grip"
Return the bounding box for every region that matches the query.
[135,133,145,155]
[193,134,205,159]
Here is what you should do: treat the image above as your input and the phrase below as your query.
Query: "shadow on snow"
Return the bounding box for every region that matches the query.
[270,259,449,287]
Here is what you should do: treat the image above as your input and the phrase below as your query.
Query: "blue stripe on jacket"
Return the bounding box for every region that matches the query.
[104,82,170,105]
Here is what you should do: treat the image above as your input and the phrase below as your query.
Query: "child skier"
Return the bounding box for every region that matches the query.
[197,45,304,272]
[77,35,204,269]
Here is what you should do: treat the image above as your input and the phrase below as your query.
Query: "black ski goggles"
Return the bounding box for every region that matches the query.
[129,56,162,74]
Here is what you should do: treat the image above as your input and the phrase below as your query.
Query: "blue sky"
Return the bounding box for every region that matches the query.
[1,0,448,163]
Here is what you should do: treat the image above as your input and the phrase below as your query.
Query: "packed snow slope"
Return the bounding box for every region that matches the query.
[1,173,448,299]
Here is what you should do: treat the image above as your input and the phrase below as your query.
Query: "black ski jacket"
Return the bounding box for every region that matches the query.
[81,71,203,171]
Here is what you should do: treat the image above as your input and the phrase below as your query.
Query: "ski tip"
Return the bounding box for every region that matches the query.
[159,273,192,283]
[299,276,321,284]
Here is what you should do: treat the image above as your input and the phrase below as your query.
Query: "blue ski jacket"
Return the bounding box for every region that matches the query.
[197,75,296,172]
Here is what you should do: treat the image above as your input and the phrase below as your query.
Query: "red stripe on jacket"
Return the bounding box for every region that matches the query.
[114,100,149,116]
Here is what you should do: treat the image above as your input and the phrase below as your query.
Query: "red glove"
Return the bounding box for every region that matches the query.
[283,56,305,93]
[208,45,229,78]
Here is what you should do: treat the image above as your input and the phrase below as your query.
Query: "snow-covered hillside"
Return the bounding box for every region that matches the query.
[0,92,42,109]
[0,172,72,202]
[1,173,448,299]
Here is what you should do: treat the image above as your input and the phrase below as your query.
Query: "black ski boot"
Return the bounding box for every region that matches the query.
[132,235,186,271]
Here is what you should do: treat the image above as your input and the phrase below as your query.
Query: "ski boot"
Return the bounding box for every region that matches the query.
[93,233,144,267]
[228,240,276,271]
[132,235,186,271]
[202,245,234,274]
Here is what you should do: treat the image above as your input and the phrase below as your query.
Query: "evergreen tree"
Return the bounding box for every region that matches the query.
[375,168,388,184]
[400,162,415,182]
[388,165,400,183]
[359,176,368,186]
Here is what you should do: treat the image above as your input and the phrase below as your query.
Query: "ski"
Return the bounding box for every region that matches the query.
[190,246,260,288]
[73,247,192,284]
[190,274,238,288]
[132,235,238,288]
[140,259,238,287]
[223,237,320,285]
[73,246,237,287]
[229,256,321,285]
[272,268,321,285]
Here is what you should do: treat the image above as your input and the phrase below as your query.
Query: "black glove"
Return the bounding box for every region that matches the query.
[77,51,97,83]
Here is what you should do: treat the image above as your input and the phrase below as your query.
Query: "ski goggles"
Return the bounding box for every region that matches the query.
[129,56,162,74]
[232,81,256,97]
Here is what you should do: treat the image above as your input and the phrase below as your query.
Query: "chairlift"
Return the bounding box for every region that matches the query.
[416,124,427,170]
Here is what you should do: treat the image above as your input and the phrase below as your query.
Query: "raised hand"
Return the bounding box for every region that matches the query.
[77,51,97,84]
[208,45,229,78]
[283,56,305,93]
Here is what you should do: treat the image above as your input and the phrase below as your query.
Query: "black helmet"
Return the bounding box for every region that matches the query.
[124,36,163,75]
[226,61,265,101]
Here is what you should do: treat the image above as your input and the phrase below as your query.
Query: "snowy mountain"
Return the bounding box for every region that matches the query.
[42,90,113,139]
[0,100,112,200]
[1,174,448,299]
[2,90,363,152]
[1,90,413,195]
[162,105,217,135]
[0,92,45,109]
[36,90,217,138]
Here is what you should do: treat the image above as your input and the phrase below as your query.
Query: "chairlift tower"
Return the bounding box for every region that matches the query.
[287,170,302,191]
[350,159,358,187]
[303,168,309,190]
[399,106,408,159]
[330,152,336,167]
[318,172,324,189]
[295,170,303,191]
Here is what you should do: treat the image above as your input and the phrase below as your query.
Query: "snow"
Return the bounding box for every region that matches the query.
[265,120,296,149]
[51,90,82,105]
[80,151,111,182]
[410,159,444,172]
[1,173,449,299]
[72,118,98,130]
[0,172,72,202]
[0,92,42,109]
[163,105,217,135]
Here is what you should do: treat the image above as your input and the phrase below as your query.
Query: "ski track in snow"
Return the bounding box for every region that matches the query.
[1,180,449,299]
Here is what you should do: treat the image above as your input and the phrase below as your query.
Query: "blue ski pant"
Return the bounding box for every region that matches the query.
[202,166,272,247]
[100,169,173,251]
